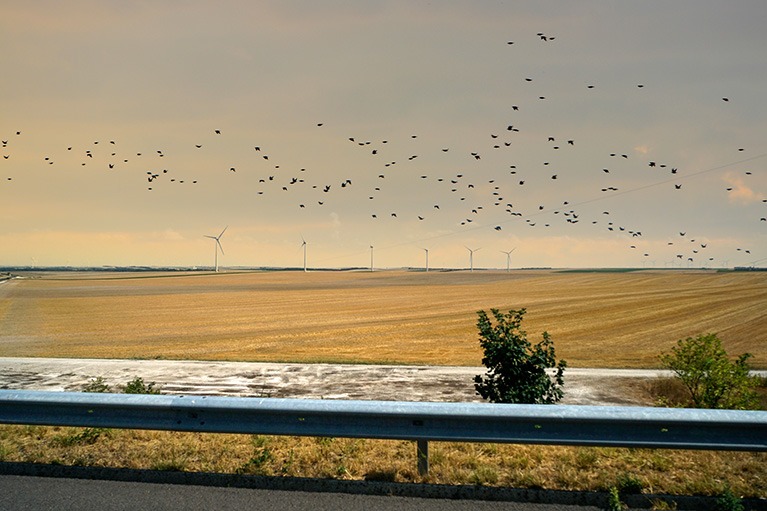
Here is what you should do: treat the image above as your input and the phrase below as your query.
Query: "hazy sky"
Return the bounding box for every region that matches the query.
[2,1,766,269]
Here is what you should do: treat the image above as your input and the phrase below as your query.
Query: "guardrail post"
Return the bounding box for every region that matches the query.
[417,439,429,475]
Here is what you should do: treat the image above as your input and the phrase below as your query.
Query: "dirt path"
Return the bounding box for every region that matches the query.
[0,358,675,406]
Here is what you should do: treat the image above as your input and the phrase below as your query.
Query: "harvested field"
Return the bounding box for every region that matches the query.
[1,269,765,368]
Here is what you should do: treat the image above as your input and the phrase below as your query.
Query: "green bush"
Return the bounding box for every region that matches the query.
[81,376,113,393]
[659,333,758,410]
[473,308,566,404]
[615,472,644,494]
[715,487,744,511]
[120,377,162,395]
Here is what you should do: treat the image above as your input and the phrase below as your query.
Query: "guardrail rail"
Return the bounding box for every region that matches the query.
[1,390,765,474]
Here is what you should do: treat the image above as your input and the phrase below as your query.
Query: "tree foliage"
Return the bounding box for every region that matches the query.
[473,308,566,404]
[659,333,758,410]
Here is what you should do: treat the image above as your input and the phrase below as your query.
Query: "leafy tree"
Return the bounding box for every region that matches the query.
[473,308,566,404]
[659,333,758,410]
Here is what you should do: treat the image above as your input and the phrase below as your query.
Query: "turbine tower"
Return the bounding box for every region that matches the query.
[370,245,374,272]
[301,235,308,272]
[422,248,429,272]
[465,246,480,272]
[500,248,516,273]
[204,226,227,272]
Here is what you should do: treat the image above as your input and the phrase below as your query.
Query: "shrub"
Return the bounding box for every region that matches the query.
[659,333,759,410]
[715,487,744,511]
[120,377,162,395]
[473,308,566,404]
[81,376,113,393]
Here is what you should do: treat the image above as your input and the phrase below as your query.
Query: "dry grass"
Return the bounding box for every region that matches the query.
[1,269,766,368]
[0,425,764,497]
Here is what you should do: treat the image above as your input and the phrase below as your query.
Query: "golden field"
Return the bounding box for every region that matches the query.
[1,269,765,368]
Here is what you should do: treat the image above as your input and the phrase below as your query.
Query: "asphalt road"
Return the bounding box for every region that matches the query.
[0,474,603,511]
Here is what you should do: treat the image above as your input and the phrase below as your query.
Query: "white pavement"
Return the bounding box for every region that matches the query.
[0,357,678,406]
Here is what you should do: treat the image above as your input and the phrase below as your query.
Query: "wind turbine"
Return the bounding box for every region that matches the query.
[370,245,374,272]
[300,235,308,272]
[500,248,516,272]
[465,246,480,272]
[422,248,429,272]
[204,226,227,272]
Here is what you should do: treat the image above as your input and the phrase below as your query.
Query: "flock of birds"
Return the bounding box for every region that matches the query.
[2,31,765,269]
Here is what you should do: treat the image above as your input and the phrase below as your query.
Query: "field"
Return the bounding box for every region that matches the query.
[1,269,766,368]
[2,269,767,498]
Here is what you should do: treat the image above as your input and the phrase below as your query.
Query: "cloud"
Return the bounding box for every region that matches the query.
[722,172,764,204]
[633,145,650,155]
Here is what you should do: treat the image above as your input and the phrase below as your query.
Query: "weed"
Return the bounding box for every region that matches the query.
[649,452,671,472]
[575,447,599,469]
[469,466,499,486]
[607,486,626,511]
[152,458,188,472]
[650,499,677,511]
[237,448,272,475]
[53,427,109,447]
[365,469,398,482]
[616,472,644,494]
[315,437,334,447]
[715,487,744,511]
[251,435,269,448]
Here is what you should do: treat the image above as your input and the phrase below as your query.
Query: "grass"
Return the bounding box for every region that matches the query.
[1,270,766,368]
[0,425,764,497]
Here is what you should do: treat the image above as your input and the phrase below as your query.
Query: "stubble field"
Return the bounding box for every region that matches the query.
[1,269,765,368]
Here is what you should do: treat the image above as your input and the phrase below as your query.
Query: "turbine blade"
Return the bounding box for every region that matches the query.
[218,226,228,238]
[217,239,225,255]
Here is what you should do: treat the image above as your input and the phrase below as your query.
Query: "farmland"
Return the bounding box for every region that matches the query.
[1,269,765,368]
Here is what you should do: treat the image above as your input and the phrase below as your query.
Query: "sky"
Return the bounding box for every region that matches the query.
[1,1,766,270]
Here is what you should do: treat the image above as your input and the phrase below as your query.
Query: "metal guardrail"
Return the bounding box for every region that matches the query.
[1,390,765,474]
